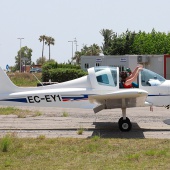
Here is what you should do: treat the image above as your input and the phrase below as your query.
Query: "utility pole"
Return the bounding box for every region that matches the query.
[74,38,78,52]
[17,38,24,72]
[68,40,74,59]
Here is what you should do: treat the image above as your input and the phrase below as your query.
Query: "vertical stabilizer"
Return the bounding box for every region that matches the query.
[0,67,18,93]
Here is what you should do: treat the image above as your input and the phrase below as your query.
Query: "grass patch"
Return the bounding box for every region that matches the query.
[145,149,168,157]
[62,111,69,117]
[0,107,42,118]
[32,111,42,117]
[77,127,84,135]
[37,135,46,140]
[91,135,101,141]
[127,153,140,161]
[8,72,42,87]
[0,138,169,169]
[1,134,12,152]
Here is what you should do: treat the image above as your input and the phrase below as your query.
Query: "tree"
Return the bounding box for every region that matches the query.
[100,28,170,55]
[131,29,170,55]
[81,44,101,56]
[100,29,137,55]
[123,30,136,54]
[39,35,47,64]
[86,44,101,56]
[100,29,114,55]
[45,36,55,60]
[14,46,32,71]
[72,51,82,65]
[71,44,101,65]
[36,56,47,65]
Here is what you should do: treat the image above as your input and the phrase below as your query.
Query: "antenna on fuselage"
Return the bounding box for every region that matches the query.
[32,73,44,86]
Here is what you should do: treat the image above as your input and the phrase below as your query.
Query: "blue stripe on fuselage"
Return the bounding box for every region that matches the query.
[148,94,170,97]
[0,98,27,103]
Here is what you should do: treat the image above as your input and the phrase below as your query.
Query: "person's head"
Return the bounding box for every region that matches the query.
[120,71,127,82]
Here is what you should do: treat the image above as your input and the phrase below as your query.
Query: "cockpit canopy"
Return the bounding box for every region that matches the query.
[88,66,166,89]
[94,67,117,87]
[141,68,165,86]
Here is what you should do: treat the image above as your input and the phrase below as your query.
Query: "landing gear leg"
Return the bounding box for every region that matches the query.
[118,108,132,132]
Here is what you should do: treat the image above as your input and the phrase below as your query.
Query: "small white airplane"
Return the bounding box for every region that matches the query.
[0,66,169,132]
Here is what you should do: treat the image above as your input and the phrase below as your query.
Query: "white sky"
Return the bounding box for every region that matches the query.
[0,0,170,69]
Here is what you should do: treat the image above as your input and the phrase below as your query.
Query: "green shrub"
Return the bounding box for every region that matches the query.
[42,60,58,70]
[42,68,87,82]
[57,63,81,69]
[42,61,81,71]
[42,62,85,82]
[1,135,11,152]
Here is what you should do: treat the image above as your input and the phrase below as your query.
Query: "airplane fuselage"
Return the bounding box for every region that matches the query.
[0,66,169,131]
[0,66,169,110]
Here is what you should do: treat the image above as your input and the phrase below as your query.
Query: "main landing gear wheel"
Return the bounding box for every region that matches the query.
[118,117,132,132]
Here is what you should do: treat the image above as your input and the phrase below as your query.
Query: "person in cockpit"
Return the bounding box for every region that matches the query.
[120,65,143,88]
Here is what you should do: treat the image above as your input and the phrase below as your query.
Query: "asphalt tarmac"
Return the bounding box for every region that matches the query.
[0,106,170,139]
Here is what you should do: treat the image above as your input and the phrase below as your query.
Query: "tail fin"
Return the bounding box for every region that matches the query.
[0,67,18,93]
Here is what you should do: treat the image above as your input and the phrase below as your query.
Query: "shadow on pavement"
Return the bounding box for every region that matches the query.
[90,122,145,139]
[164,119,170,125]
[90,121,170,139]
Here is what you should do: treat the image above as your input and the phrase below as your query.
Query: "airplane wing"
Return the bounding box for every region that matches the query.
[89,89,148,113]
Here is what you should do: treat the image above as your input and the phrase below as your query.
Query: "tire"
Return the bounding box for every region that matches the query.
[118,117,130,125]
[119,118,132,132]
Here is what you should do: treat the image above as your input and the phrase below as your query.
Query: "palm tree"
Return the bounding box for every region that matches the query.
[45,36,55,60]
[72,51,82,65]
[88,44,101,55]
[71,44,101,65]
[100,29,114,55]
[39,35,47,64]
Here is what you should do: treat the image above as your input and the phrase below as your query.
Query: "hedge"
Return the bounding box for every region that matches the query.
[42,61,81,71]
[42,68,87,82]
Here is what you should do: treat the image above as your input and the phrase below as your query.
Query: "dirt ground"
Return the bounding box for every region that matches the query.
[0,106,170,139]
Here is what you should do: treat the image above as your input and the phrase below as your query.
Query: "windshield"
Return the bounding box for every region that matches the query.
[141,68,165,86]
[94,67,117,87]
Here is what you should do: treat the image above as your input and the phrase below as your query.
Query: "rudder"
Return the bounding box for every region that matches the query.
[0,67,18,93]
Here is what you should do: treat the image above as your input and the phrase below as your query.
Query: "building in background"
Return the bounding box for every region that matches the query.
[81,55,170,79]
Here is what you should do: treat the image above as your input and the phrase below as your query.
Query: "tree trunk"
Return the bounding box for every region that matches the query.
[42,40,44,64]
[49,45,51,60]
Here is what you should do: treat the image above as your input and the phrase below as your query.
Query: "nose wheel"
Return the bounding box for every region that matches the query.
[118,117,132,132]
[118,108,132,132]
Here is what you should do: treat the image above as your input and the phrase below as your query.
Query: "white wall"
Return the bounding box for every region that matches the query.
[145,55,164,77]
